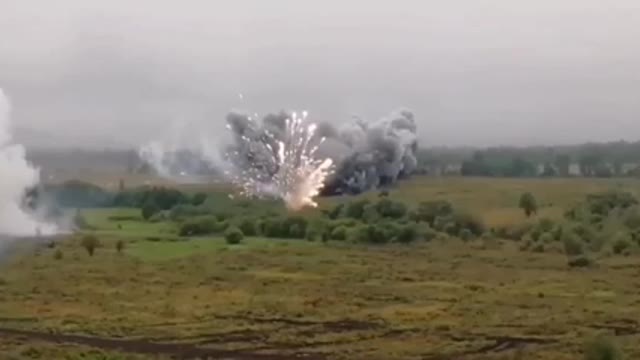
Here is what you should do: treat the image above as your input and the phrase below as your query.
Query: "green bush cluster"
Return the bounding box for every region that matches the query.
[178,216,227,236]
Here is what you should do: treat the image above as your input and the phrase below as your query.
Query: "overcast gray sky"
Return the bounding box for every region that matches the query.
[1,0,640,147]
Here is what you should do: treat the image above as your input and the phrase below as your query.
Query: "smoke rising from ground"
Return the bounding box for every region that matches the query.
[226,109,418,195]
[141,108,419,195]
[0,88,56,237]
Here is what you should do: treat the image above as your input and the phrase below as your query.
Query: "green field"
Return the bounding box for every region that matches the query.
[1,177,639,359]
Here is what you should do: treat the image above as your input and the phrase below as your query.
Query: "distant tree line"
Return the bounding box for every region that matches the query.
[416,140,640,177]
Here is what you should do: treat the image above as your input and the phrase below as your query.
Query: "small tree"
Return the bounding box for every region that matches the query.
[81,234,100,256]
[225,227,244,245]
[116,240,125,254]
[519,192,538,217]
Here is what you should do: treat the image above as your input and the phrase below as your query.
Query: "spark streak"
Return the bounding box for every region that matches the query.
[225,111,334,210]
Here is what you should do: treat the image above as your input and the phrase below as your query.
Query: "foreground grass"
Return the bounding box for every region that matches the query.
[0,233,638,359]
[3,177,640,359]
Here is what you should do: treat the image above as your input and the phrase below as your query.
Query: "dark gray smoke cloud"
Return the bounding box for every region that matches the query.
[224,109,419,195]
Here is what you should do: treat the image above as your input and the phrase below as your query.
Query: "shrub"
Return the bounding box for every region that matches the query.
[537,218,555,232]
[519,192,538,217]
[539,232,554,244]
[563,232,584,256]
[583,336,623,360]
[238,218,257,236]
[433,216,453,232]
[81,234,100,256]
[169,205,209,221]
[396,224,419,243]
[418,224,439,242]
[141,201,161,221]
[568,256,593,268]
[331,226,348,241]
[451,211,486,236]
[191,192,208,206]
[54,249,63,260]
[362,203,381,222]
[375,198,407,219]
[343,199,371,219]
[179,216,219,236]
[225,227,244,244]
[282,216,308,239]
[346,225,368,243]
[305,220,327,242]
[263,218,284,238]
[116,240,125,254]
[411,200,454,225]
[612,234,632,255]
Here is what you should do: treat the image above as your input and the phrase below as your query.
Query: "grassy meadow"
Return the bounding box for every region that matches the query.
[1,177,639,359]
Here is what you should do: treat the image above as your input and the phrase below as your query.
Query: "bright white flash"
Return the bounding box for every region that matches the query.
[226,112,334,211]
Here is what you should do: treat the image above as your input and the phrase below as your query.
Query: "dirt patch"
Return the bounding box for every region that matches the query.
[0,327,325,360]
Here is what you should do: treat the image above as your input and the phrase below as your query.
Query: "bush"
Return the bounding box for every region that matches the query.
[331,226,348,241]
[343,199,371,219]
[238,218,257,236]
[191,192,208,206]
[519,192,538,217]
[539,232,554,244]
[141,201,161,221]
[225,227,244,244]
[169,205,209,221]
[54,249,63,260]
[583,336,623,360]
[305,220,327,242]
[81,234,100,256]
[563,232,584,256]
[419,224,439,242]
[282,216,308,239]
[612,234,632,255]
[568,256,593,268]
[410,200,454,225]
[395,224,418,243]
[263,218,284,238]
[179,216,219,236]
[451,211,486,236]
[375,198,407,219]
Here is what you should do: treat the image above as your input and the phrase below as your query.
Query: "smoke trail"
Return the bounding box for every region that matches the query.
[0,88,56,237]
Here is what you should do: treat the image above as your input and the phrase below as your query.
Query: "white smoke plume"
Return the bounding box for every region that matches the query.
[0,88,56,237]
[139,108,419,196]
[225,108,419,195]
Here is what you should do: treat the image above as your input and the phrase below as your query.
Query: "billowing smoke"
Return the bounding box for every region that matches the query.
[224,109,419,195]
[138,120,223,183]
[0,88,56,236]
[140,108,419,196]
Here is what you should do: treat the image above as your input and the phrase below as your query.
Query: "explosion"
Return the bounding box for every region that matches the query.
[225,111,333,210]
[139,108,419,205]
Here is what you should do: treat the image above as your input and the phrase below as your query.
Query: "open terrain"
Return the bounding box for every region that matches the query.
[0,177,639,359]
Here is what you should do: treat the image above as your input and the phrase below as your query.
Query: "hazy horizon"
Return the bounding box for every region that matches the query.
[2,0,640,148]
